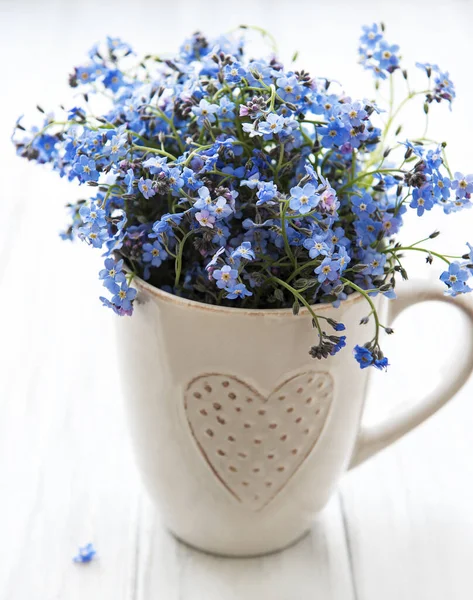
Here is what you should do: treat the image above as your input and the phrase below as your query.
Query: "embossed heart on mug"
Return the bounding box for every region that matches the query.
[184,371,334,510]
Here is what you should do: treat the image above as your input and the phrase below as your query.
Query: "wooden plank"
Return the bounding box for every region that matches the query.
[340,302,473,600]
[134,494,355,600]
[0,178,143,598]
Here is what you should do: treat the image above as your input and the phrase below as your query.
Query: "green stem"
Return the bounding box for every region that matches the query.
[422,111,429,140]
[237,25,278,54]
[351,149,356,181]
[286,258,322,283]
[269,84,276,111]
[211,86,230,103]
[341,278,380,343]
[300,118,327,126]
[280,201,296,268]
[382,89,430,144]
[240,83,287,107]
[207,169,237,179]
[268,276,323,338]
[161,239,177,259]
[183,144,214,166]
[338,168,406,195]
[441,147,453,179]
[275,142,285,179]
[131,144,177,161]
[298,126,314,147]
[150,106,185,153]
[23,120,70,147]
[174,231,193,287]
[394,193,411,217]
[384,246,451,264]
[319,149,334,177]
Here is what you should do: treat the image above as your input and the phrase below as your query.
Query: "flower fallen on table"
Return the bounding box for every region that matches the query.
[73,543,97,564]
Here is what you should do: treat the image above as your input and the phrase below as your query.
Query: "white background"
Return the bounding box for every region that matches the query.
[1,0,473,598]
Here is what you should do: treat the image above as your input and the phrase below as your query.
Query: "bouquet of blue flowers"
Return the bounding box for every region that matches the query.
[13,24,473,370]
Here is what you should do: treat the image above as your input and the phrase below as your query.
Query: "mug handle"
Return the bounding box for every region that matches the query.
[349,279,473,469]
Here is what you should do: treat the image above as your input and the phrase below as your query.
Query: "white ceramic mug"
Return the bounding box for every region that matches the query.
[116,278,473,557]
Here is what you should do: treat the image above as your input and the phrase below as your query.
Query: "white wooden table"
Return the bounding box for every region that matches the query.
[2,1,473,598]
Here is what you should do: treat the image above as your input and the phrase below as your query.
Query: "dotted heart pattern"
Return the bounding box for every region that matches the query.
[184,371,333,511]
